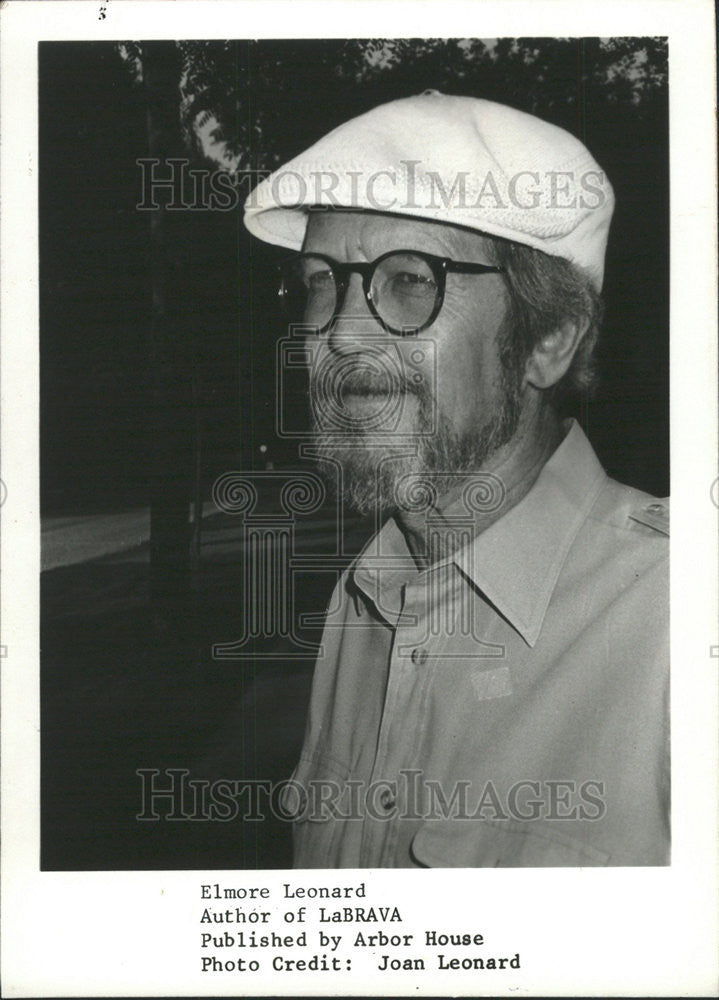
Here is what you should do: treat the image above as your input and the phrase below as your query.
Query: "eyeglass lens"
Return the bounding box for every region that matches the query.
[282,253,440,332]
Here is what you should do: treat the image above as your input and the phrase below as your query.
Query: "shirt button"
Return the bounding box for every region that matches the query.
[410,647,428,666]
[379,789,396,810]
[647,503,664,512]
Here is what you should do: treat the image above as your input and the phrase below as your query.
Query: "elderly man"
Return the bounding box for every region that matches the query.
[244,92,669,868]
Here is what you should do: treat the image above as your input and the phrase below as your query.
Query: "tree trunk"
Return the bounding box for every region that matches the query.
[143,42,196,634]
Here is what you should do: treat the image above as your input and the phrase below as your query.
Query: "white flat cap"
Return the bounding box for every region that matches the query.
[244,91,615,290]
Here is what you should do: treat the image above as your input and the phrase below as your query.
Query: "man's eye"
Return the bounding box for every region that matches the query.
[306,270,334,291]
[390,271,437,294]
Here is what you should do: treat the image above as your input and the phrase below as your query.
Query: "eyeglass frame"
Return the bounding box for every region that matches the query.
[277,248,505,336]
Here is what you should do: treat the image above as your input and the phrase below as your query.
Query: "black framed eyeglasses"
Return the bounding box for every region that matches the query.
[278,249,504,336]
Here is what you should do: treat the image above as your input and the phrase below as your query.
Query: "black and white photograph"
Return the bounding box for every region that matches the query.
[39,32,673,872]
[2,1,717,996]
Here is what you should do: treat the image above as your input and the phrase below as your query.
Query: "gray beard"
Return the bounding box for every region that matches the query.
[309,361,524,516]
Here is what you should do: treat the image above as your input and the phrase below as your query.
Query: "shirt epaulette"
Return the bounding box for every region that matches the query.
[627,498,670,536]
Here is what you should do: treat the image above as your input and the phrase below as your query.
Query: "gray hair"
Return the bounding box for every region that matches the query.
[490,237,604,400]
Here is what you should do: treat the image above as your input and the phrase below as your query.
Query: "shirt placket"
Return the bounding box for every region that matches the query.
[358,567,445,866]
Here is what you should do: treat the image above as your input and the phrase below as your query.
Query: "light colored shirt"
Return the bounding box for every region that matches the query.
[288,420,669,867]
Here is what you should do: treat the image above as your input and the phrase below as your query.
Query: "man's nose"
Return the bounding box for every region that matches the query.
[327,273,382,354]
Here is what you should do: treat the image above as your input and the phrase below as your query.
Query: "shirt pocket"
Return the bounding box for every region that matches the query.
[282,752,351,869]
[410,818,611,868]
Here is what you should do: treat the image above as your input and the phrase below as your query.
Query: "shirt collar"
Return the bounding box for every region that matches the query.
[350,420,606,646]
[350,517,418,626]
[452,419,606,646]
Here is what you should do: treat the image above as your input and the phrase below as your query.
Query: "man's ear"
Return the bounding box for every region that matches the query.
[523,319,587,390]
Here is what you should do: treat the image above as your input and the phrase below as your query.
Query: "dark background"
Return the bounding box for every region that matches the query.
[40,39,669,870]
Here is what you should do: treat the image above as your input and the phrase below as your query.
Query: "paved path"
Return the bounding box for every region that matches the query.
[41,501,220,571]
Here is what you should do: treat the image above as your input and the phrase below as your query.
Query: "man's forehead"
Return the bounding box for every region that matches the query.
[303,208,494,260]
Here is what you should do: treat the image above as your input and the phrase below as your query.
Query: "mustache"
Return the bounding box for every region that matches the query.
[309,365,424,402]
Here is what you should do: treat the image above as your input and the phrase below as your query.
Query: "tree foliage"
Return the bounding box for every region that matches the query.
[117,37,667,172]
